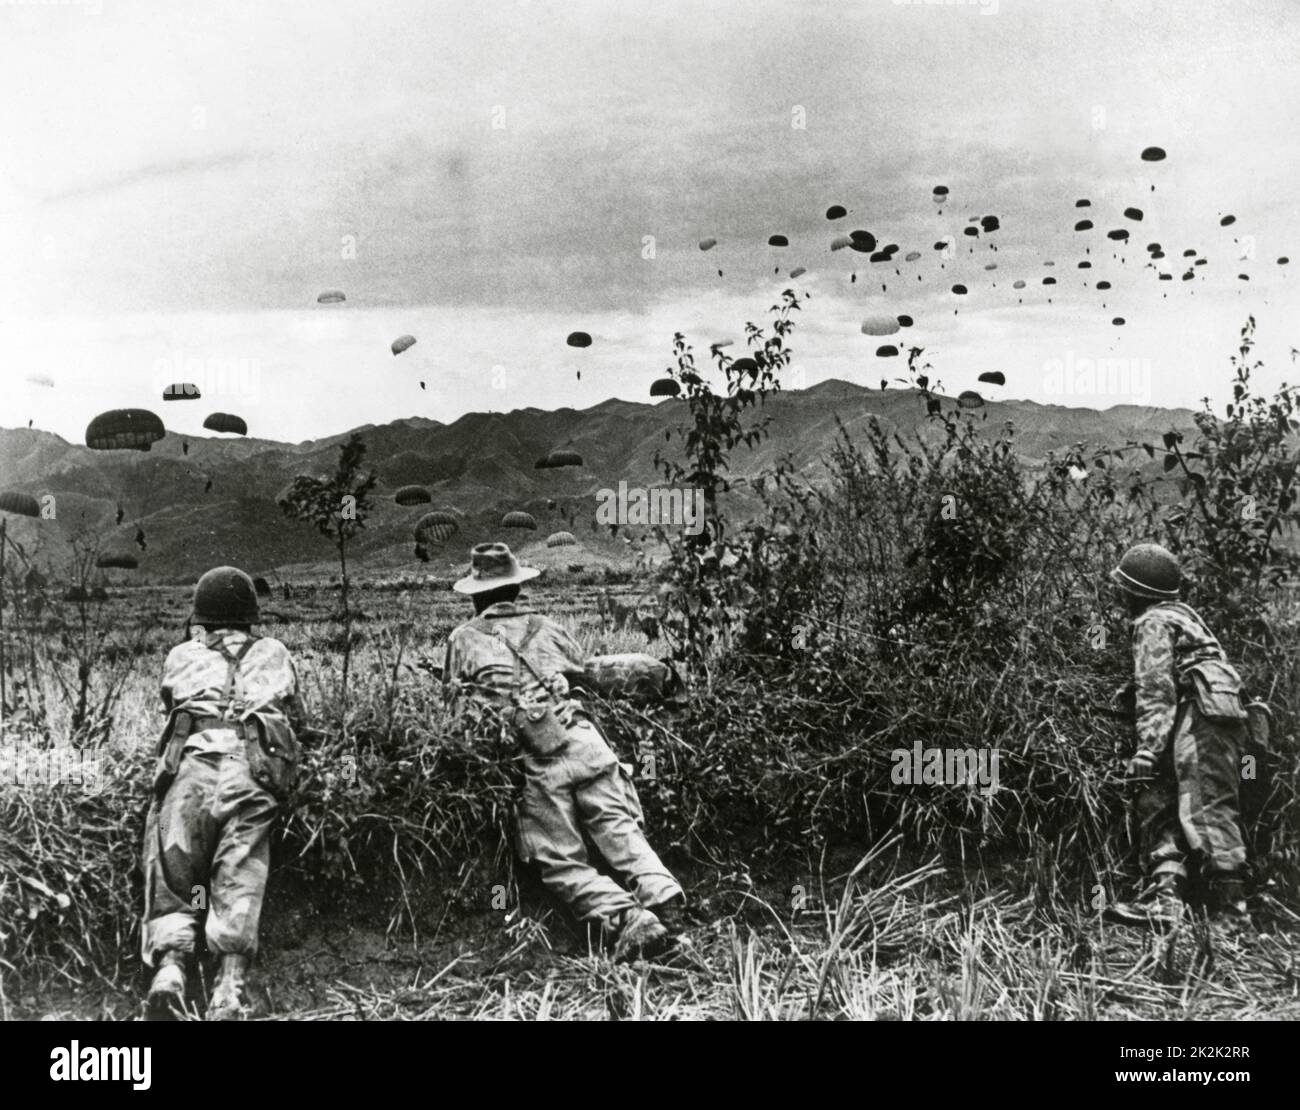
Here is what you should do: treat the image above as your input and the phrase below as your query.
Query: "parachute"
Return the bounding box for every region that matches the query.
[317,290,346,304]
[415,510,460,544]
[1107,229,1130,241]
[875,345,899,358]
[951,284,968,295]
[904,251,921,262]
[394,485,432,506]
[1140,146,1167,162]
[539,449,584,469]
[978,371,1005,386]
[849,229,877,252]
[957,390,984,409]
[789,267,806,278]
[1113,317,1126,326]
[546,531,578,548]
[1124,207,1144,221]
[1078,261,1092,269]
[1043,277,1057,285]
[732,357,758,375]
[650,378,681,398]
[0,491,40,518]
[826,205,847,220]
[984,262,998,271]
[861,316,900,336]
[1183,249,1197,257]
[1012,280,1026,289]
[502,511,538,530]
[1096,280,1112,290]
[566,331,592,348]
[96,553,138,570]
[699,237,718,251]
[1279,257,1290,265]
[391,335,417,356]
[1076,199,1091,207]
[897,314,914,327]
[963,227,979,237]
[768,235,789,247]
[1074,220,1094,232]
[203,413,248,436]
[1220,215,1236,227]
[830,235,852,251]
[931,186,948,198]
[86,409,165,452]
[869,250,889,262]
[162,383,200,401]
[980,216,1000,233]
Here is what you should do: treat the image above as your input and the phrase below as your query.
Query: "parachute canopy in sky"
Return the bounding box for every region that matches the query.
[650,378,680,398]
[415,510,459,544]
[978,371,1005,387]
[957,390,984,409]
[0,491,40,518]
[826,205,847,220]
[1141,146,1167,162]
[162,383,200,401]
[394,485,432,506]
[317,290,346,304]
[546,531,578,548]
[502,511,538,530]
[768,235,788,247]
[861,316,900,336]
[203,413,247,436]
[86,409,165,452]
[391,335,416,356]
[699,237,717,251]
[566,331,592,348]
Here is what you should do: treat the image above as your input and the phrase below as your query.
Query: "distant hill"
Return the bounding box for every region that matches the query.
[0,383,1196,582]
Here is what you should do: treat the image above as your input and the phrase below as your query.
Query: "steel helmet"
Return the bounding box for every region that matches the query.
[1109,543,1181,600]
[192,566,260,626]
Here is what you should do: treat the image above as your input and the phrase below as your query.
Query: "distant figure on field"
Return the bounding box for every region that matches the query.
[444,543,685,959]
[142,566,309,1020]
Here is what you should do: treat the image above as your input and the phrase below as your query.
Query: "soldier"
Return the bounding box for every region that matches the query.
[142,566,308,1019]
[1107,543,1252,928]
[444,542,685,959]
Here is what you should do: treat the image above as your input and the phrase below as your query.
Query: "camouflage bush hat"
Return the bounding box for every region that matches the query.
[453,542,541,595]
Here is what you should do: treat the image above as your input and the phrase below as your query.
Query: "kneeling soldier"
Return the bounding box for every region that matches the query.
[1108,543,1252,929]
[143,566,308,1019]
[444,543,685,959]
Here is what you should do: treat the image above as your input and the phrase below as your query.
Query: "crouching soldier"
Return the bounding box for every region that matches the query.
[142,566,308,1019]
[1107,543,1252,929]
[445,543,685,960]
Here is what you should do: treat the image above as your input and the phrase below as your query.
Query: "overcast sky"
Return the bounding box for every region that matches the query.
[2,0,1299,443]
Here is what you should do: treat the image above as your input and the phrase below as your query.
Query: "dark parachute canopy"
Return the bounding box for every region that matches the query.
[317,290,346,304]
[980,215,1000,233]
[1107,229,1130,241]
[875,345,899,358]
[1113,317,1126,326]
[1141,146,1167,162]
[978,371,1006,387]
[566,331,592,348]
[650,378,681,398]
[732,357,758,375]
[0,491,40,518]
[391,335,416,356]
[849,229,877,252]
[897,314,914,327]
[546,531,578,548]
[1220,215,1236,227]
[1096,280,1112,290]
[1124,207,1144,221]
[394,485,432,506]
[502,511,538,530]
[951,284,968,295]
[825,205,847,220]
[768,234,789,247]
[698,237,718,251]
[162,383,200,401]
[86,409,165,452]
[203,413,247,436]
[1043,277,1057,285]
[789,267,807,278]
[1012,280,1026,289]
[932,185,949,198]
[538,449,584,469]
[1074,220,1094,232]
[904,250,922,262]
[1075,198,1091,207]
[96,553,139,570]
[414,510,459,544]
[957,390,984,409]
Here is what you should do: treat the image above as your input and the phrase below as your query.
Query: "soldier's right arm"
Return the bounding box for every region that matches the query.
[1133,615,1178,760]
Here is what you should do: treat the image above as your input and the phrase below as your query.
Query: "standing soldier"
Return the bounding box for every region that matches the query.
[143,566,308,1019]
[1107,543,1252,928]
[444,542,685,959]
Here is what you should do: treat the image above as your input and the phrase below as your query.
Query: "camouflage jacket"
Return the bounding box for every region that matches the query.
[444,601,585,710]
[1129,600,1232,759]
[160,630,307,754]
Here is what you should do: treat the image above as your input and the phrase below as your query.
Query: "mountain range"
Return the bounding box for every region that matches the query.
[0,381,1196,582]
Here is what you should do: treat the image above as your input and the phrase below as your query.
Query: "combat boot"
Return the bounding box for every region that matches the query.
[1106,872,1186,928]
[613,906,671,962]
[1207,873,1251,933]
[207,953,252,1021]
[146,950,188,1020]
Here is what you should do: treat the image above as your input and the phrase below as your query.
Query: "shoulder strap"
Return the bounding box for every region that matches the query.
[490,624,560,704]
[207,634,260,718]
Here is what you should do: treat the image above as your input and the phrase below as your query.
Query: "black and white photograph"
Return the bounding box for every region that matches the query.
[1,0,1298,1063]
